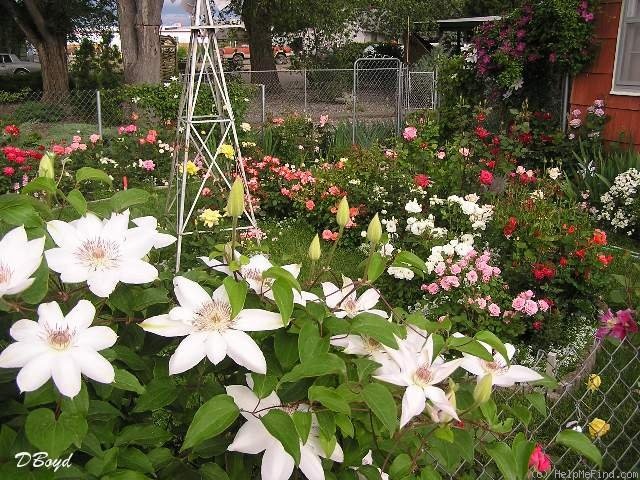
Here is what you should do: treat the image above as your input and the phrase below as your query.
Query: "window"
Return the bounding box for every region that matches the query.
[613,0,640,94]
[0,55,11,63]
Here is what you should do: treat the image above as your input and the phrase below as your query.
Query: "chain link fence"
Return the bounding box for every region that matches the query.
[422,337,640,478]
[0,63,437,135]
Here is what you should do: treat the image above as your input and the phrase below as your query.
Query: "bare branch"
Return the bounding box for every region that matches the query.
[0,0,41,44]
[23,0,52,42]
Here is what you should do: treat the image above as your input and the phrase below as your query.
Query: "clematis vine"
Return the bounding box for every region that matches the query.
[201,253,317,305]
[226,379,343,480]
[140,276,284,374]
[0,225,45,298]
[45,210,162,297]
[375,334,461,428]
[322,276,387,319]
[0,300,117,398]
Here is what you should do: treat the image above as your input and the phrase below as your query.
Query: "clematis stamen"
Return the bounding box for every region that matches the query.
[413,364,433,386]
[74,238,121,271]
[192,300,233,331]
[44,324,76,350]
[0,263,13,285]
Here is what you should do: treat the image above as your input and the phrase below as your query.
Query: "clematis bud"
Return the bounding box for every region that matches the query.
[367,213,382,244]
[473,374,493,404]
[226,177,245,218]
[308,234,321,261]
[38,152,55,179]
[336,197,349,228]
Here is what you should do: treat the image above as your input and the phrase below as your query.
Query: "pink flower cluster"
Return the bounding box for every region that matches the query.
[139,129,157,144]
[139,159,156,171]
[402,126,418,141]
[511,290,549,316]
[240,227,267,241]
[421,249,502,296]
[52,135,88,156]
[467,296,502,317]
[322,229,339,241]
[118,124,138,135]
[242,155,316,201]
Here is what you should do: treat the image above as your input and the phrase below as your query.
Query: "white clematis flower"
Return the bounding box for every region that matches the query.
[0,226,45,297]
[322,276,387,319]
[0,300,116,398]
[45,210,159,297]
[200,253,317,306]
[458,340,543,387]
[375,334,461,428]
[227,381,343,480]
[131,216,177,249]
[140,276,284,375]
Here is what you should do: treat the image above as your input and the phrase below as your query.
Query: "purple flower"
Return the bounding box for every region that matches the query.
[596,309,638,341]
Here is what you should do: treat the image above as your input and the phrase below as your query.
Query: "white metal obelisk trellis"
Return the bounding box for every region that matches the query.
[169,0,257,271]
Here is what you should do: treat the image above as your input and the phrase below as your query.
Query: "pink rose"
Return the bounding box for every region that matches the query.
[434,262,446,276]
[72,135,82,143]
[90,134,101,143]
[538,300,549,312]
[305,199,315,211]
[476,298,487,309]
[465,270,478,283]
[524,299,539,315]
[445,275,460,288]
[436,150,446,160]
[488,303,501,317]
[52,145,65,155]
[402,126,418,141]
[450,264,461,275]
[425,283,439,295]
[512,297,526,311]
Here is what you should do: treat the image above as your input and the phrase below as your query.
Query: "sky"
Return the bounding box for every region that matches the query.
[162,0,191,26]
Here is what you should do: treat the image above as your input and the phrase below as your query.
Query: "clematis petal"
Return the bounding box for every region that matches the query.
[87,270,120,298]
[233,309,283,331]
[0,342,48,368]
[75,326,118,350]
[198,256,232,276]
[73,214,104,240]
[400,384,426,428]
[168,333,207,374]
[498,365,543,386]
[356,288,380,311]
[173,276,211,311]
[321,282,342,309]
[430,358,463,384]
[459,357,486,377]
[373,373,409,387]
[227,419,271,454]
[17,353,53,393]
[46,220,82,249]
[224,330,267,374]
[205,331,227,364]
[118,259,158,285]
[9,319,43,342]
[2,278,35,296]
[211,284,230,304]
[226,385,261,414]
[66,299,96,331]
[121,228,156,258]
[45,248,88,283]
[282,263,301,278]
[261,441,295,480]
[37,302,66,330]
[71,347,114,384]
[52,353,82,398]
[366,309,389,318]
[140,314,193,337]
[299,444,324,480]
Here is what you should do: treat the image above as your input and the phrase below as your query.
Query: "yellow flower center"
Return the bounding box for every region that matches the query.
[192,300,233,332]
[482,359,509,375]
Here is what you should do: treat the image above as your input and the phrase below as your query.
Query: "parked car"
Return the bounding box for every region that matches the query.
[219,43,293,66]
[0,53,41,75]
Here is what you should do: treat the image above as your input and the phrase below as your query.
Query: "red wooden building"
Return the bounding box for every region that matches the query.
[571,0,640,148]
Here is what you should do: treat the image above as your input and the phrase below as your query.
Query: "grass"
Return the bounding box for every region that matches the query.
[18,122,118,144]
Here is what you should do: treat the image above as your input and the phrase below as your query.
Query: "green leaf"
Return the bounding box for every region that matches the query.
[292,411,312,443]
[224,277,248,318]
[420,465,443,480]
[261,409,301,464]
[485,442,517,480]
[76,166,113,186]
[20,260,49,304]
[118,447,155,475]
[181,395,239,451]
[25,408,88,458]
[200,463,231,480]
[351,313,399,348]
[367,252,386,282]
[272,278,294,324]
[309,386,351,415]
[0,425,17,461]
[274,330,299,370]
[115,424,171,448]
[475,330,510,365]
[298,321,328,363]
[22,177,57,195]
[60,383,90,415]
[434,425,454,443]
[447,335,493,361]
[0,194,42,227]
[113,369,145,394]
[509,404,532,427]
[133,378,178,412]
[251,373,278,399]
[453,428,474,462]
[362,383,397,436]
[280,353,346,383]
[103,470,150,480]
[525,392,547,416]
[389,453,411,478]
[511,433,535,480]
[110,188,150,211]
[263,266,301,292]
[394,250,427,272]
[556,429,602,467]
[66,189,87,215]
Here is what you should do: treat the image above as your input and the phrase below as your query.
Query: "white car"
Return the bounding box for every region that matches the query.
[0,53,41,75]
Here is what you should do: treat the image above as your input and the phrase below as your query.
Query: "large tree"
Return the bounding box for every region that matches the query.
[116,0,163,84]
[0,0,116,100]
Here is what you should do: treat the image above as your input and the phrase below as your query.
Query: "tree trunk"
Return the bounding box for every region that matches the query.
[118,0,163,84]
[35,35,69,101]
[242,0,280,91]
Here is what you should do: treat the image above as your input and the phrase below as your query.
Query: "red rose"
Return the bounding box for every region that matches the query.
[518,132,533,144]
[503,216,518,237]
[559,257,568,267]
[574,249,586,260]
[597,254,613,266]
[3,124,20,137]
[479,169,494,186]
[2,166,15,176]
[591,229,607,245]
[475,125,490,140]
[476,112,486,122]
[486,160,496,169]
[532,321,543,331]
[492,136,501,146]
[414,173,431,188]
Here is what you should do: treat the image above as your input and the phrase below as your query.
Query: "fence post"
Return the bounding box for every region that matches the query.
[96,90,103,137]
[561,73,570,133]
[303,69,308,114]
[260,84,266,124]
[352,61,358,144]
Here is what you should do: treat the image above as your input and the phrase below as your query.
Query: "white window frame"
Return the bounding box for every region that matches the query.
[611,0,640,96]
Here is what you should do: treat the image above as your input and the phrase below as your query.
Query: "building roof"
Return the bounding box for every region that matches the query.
[437,16,501,31]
